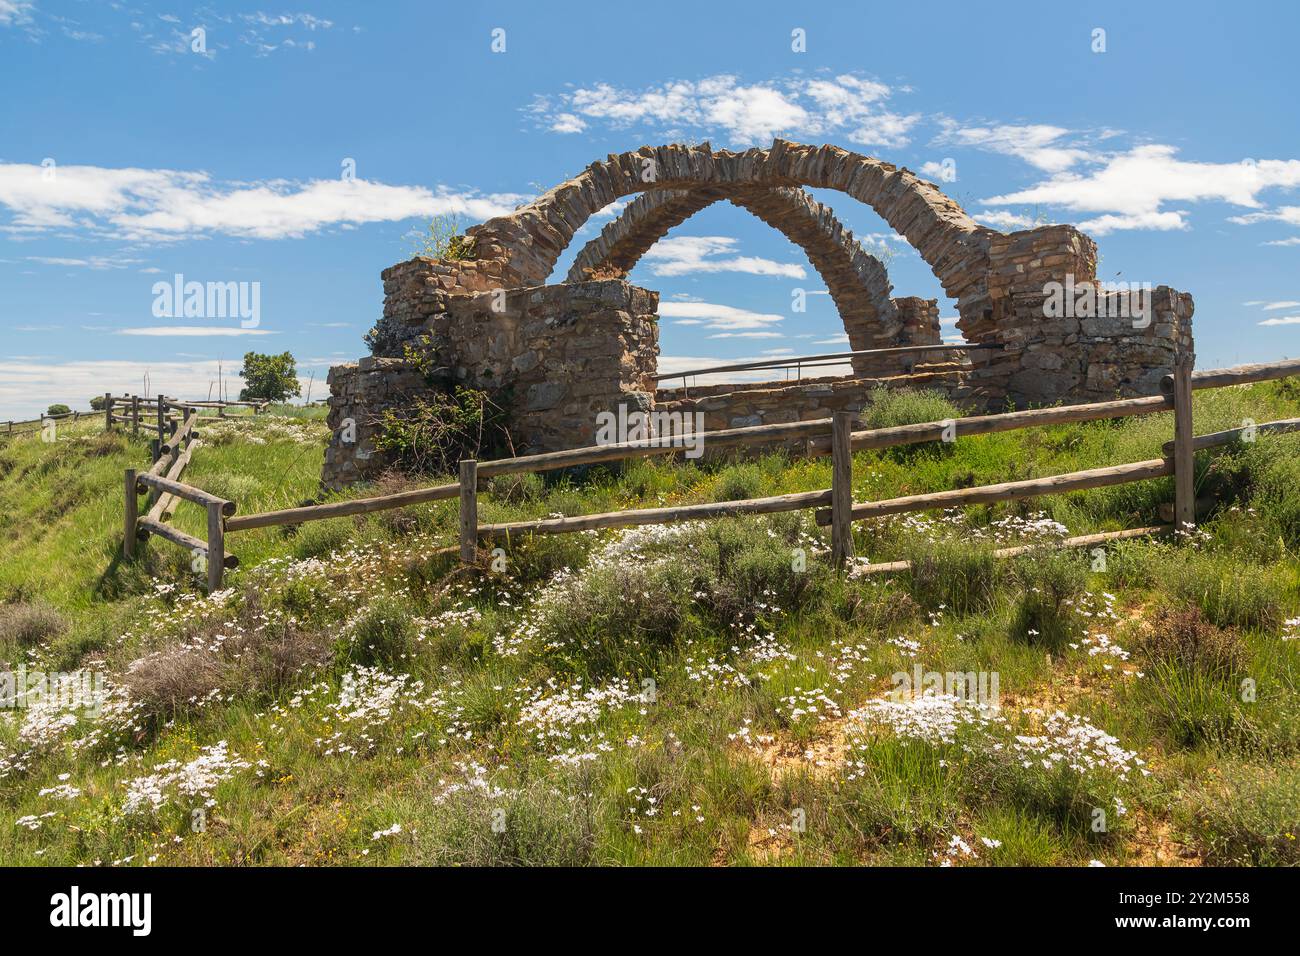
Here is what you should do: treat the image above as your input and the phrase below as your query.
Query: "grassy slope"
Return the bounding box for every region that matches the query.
[1,387,1298,867]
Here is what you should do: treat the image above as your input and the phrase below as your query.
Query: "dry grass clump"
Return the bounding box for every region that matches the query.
[1136,605,1247,680]
[121,595,332,719]
[0,601,68,650]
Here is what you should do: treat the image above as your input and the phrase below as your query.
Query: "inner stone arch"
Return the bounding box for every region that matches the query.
[566,184,949,376]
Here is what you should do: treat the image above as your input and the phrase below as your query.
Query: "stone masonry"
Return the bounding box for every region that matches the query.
[324,279,658,487]
[322,140,1194,488]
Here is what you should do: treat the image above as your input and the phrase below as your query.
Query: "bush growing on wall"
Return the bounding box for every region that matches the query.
[373,385,513,476]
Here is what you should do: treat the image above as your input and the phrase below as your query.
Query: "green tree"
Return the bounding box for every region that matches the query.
[89,395,107,411]
[46,403,72,416]
[238,351,301,403]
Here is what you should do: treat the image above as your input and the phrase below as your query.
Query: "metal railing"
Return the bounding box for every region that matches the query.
[654,342,999,391]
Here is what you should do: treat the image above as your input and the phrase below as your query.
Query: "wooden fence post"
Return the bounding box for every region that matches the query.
[459,459,479,564]
[831,411,855,568]
[131,395,140,436]
[123,468,138,558]
[104,393,113,431]
[206,501,225,593]
[1172,354,1196,533]
[156,396,166,448]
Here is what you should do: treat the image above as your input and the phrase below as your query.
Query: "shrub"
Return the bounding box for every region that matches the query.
[1167,553,1287,631]
[687,517,820,623]
[489,471,544,505]
[374,384,513,477]
[903,537,1002,615]
[1136,606,1247,681]
[711,464,765,503]
[1177,760,1300,866]
[537,559,694,678]
[409,773,601,866]
[122,597,331,721]
[1009,549,1090,652]
[45,404,71,417]
[0,601,67,650]
[339,596,420,668]
[860,387,960,430]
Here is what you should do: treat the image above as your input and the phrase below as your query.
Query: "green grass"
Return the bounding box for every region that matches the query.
[2,384,1300,866]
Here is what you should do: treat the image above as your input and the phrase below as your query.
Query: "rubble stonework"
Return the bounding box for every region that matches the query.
[323,140,1194,488]
[324,280,658,488]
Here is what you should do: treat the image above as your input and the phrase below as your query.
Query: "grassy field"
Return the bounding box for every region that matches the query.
[1,385,1298,867]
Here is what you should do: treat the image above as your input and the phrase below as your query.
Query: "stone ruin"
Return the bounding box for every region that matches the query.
[322,140,1194,489]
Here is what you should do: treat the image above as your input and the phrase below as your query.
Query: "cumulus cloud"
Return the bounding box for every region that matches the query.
[0,162,530,242]
[114,326,277,337]
[657,299,785,331]
[972,209,1035,230]
[0,1,34,26]
[933,121,1094,173]
[641,236,805,279]
[26,255,144,270]
[981,145,1300,234]
[528,73,920,148]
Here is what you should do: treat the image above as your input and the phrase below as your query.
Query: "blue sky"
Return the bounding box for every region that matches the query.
[2,0,1299,419]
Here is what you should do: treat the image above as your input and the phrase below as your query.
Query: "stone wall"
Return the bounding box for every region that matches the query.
[970,224,1194,406]
[323,279,659,488]
[322,357,428,490]
[655,369,975,457]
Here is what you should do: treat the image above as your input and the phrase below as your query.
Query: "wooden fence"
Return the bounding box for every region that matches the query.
[1,408,96,441]
[120,356,1300,591]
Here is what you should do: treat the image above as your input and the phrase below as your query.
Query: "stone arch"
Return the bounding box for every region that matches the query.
[566,185,908,367]
[466,139,996,340]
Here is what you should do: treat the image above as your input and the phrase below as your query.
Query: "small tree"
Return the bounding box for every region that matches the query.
[89,395,107,411]
[238,351,301,403]
[46,403,71,416]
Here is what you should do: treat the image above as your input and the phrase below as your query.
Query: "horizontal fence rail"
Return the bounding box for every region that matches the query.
[114,356,1300,591]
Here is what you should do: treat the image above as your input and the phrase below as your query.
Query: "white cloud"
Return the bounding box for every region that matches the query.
[658,299,785,331]
[529,73,919,148]
[115,326,277,336]
[1078,210,1189,236]
[550,113,586,134]
[641,236,805,279]
[813,334,851,345]
[973,209,1035,230]
[708,331,784,339]
[934,121,1093,172]
[25,255,144,270]
[0,358,305,420]
[0,1,34,27]
[1258,315,1300,327]
[1264,237,1300,247]
[1261,301,1300,310]
[0,162,530,242]
[982,145,1300,233]
[1228,205,1300,227]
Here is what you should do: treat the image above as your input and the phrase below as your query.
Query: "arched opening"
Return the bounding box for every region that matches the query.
[466,140,995,342]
